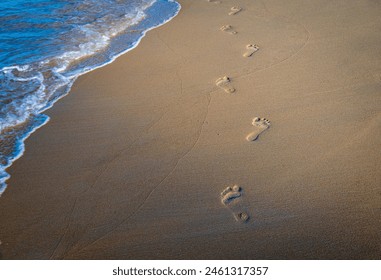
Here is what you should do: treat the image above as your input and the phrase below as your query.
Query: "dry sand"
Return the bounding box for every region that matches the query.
[0,0,380,259]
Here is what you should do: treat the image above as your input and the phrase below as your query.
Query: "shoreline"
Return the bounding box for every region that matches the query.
[0,0,380,259]
[0,0,181,194]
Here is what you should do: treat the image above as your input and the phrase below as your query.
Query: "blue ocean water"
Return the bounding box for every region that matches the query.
[0,0,180,194]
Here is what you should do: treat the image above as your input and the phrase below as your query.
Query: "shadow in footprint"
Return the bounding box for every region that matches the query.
[207,0,221,4]
[220,25,237,35]
[229,6,242,16]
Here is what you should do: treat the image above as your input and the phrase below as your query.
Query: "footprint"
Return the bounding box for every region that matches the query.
[220,185,241,204]
[229,6,242,15]
[220,25,237,35]
[207,0,221,3]
[243,44,260,57]
[246,117,271,141]
[220,185,250,223]
[216,76,235,93]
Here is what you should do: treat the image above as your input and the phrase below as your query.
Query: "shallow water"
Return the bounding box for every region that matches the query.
[0,0,181,194]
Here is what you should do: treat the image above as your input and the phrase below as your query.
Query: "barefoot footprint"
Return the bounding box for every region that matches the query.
[229,6,242,15]
[246,117,271,141]
[220,185,250,223]
[220,25,237,35]
[243,44,260,57]
[216,76,235,93]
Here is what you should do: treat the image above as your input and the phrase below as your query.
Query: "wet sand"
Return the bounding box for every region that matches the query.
[0,0,380,259]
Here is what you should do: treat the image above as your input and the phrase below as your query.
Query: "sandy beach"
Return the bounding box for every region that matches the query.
[0,0,380,259]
